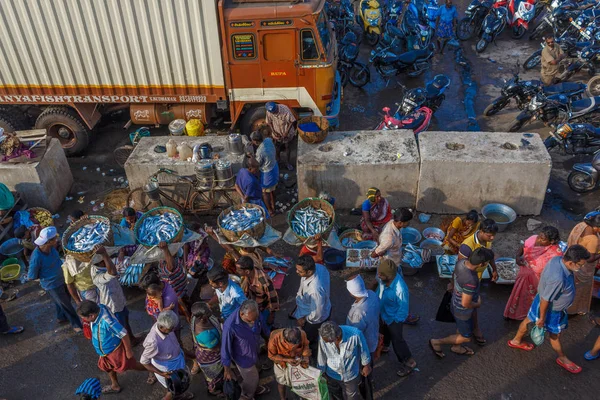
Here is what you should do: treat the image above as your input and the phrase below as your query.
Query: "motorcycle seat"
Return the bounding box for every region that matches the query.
[386,24,404,38]
[571,97,600,113]
[396,48,432,64]
[543,82,586,95]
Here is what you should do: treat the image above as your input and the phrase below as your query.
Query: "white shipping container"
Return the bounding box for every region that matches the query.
[0,0,225,95]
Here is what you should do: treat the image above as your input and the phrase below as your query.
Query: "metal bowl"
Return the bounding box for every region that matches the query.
[481,203,517,232]
[420,238,444,256]
[353,240,377,249]
[401,227,422,245]
[422,227,445,242]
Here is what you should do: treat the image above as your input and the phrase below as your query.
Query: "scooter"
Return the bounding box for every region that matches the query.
[506,0,537,39]
[545,123,600,154]
[457,0,494,41]
[398,74,451,114]
[476,4,509,53]
[358,0,383,46]
[375,105,433,134]
[567,150,600,192]
[338,30,370,88]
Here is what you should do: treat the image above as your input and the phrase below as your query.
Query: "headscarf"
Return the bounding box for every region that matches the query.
[377,258,397,279]
[366,187,380,203]
[346,275,368,298]
[584,211,600,226]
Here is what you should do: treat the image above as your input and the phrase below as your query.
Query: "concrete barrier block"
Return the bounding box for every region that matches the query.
[0,138,73,212]
[125,136,245,190]
[297,130,420,209]
[416,131,551,215]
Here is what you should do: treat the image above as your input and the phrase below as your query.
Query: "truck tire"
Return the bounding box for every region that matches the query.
[35,106,91,156]
[240,105,267,137]
[0,106,29,132]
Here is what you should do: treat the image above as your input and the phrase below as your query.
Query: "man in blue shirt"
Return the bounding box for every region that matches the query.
[28,226,82,332]
[317,321,371,400]
[221,300,271,399]
[208,267,246,321]
[77,301,147,394]
[508,245,590,374]
[376,258,415,377]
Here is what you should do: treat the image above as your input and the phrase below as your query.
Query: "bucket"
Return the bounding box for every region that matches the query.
[144,182,161,201]
[323,248,346,271]
[481,203,517,232]
[226,134,244,155]
[199,143,212,159]
[168,119,186,136]
[0,238,24,257]
[195,160,214,190]
[215,160,234,188]
[185,119,204,137]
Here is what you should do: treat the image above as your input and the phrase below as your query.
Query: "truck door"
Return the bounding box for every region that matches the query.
[258,30,298,89]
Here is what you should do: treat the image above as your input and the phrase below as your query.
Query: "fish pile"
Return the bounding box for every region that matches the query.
[402,244,423,268]
[119,263,145,286]
[66,221,110,251]
[341,237,360,248]
[497,259,518,281]
[291,206,331,238]
[424,232,444,241]
[264,257,292,269]
[438,255,458,276]
[137,212,182,245]
[220,207,264,232]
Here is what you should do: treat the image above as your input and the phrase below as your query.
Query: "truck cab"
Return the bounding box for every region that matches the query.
[220,0,341,133]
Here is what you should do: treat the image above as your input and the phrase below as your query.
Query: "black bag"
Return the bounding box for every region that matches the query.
[435,291,456,323]
[223,379,241,400]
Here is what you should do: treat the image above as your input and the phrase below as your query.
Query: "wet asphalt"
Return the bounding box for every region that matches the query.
[2,1,600,398]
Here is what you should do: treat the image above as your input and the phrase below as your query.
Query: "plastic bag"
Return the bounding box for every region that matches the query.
[531,325,546,346]
[223,379,241,400]
[288,365,329,400]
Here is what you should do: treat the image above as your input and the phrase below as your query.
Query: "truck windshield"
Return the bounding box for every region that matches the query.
[316,11,330,51]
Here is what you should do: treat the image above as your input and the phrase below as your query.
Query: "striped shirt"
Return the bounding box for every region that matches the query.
[317,325,371,382]
[158,257,187,298]
[90,305,127,356]
[241,268,280,312]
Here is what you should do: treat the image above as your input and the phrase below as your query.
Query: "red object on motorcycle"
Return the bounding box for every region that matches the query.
[376,106,433,134]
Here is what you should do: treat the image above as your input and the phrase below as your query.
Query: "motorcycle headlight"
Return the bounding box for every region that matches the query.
[485,27,492,33]
[556,124,572,138]
[367,17,380,25]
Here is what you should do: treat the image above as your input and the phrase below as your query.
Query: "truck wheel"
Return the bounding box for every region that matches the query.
[35,106,91,156]
[0,106,29,132]
[240,106,267,137]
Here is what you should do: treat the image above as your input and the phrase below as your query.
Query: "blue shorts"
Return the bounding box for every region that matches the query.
[527,294,568,334]
[454,317,473,338]
[114,307,129,327]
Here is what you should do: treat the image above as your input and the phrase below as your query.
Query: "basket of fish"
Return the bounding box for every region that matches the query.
[288,198,335,241]
[62,216,114,262]
[135,207,184,248]
[29,207,54,227]
[218,203,266,242]
[339,229,363,249]
[495,257,518,285]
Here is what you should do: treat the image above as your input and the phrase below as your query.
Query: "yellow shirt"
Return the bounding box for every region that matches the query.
[459,231,492,279]
[62,260,95,292]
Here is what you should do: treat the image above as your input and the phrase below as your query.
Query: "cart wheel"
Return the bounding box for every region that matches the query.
[189,191,213,214]
[127,188,153,212]
[114,145,134,168]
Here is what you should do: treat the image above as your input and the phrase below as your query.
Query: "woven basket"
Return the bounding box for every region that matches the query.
[339,229,364,248]
[287,198,335,240]
[62,216,114,262]
[297,116,329,144]
[218,203,266,242]
[134,207,184,248]
[29,207,54,227]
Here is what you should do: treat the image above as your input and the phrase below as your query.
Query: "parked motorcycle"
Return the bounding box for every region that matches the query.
[337,31,370,88]
[327,0,356,39]
[484,77,586,116]
[476,5,509,53]
[398,74,451,115]
[376,105,433,134]
[545,123,600,154]
[387,0,403,26]
[358,0,383,46]
[457,0,493,41]
[529,0,595,40]
[368,41,435,81]
[506,0,537,39]
[554,44,600,82]
[523,36,593,70]
[509,92,600,131]
[567,151,600,192]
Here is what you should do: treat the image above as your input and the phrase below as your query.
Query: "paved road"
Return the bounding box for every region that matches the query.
[2,2,600,399]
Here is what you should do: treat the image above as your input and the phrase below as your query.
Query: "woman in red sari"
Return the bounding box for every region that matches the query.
[360,188,392,240]
[503,226,562,320]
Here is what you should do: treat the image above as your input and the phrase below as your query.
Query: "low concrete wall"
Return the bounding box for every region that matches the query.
[125,136,246,190]
[416,131,551,215]
[0,138,73,212]
[297,130,420,209]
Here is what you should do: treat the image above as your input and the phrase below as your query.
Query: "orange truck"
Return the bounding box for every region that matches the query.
[0,0,340,155]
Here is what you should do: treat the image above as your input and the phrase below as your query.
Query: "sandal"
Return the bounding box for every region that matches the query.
[556,358,582,374]
[584,351,600,361]
[507,340,534,352]
[429,339,445,359]
[102,385,122,394]
[255,385,271,396]
[396,363,415,377]
[176,392,194,400]
[147,374,158,385]
[2,326,24,334]
[405,314,420,326]
[451,346,474,356]
[191,363,201,375]
[474,335,487,346]
[588,314,600,327]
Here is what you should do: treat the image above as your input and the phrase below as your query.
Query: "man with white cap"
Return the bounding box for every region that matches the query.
[28,226,83,332]
[346,274,379,400]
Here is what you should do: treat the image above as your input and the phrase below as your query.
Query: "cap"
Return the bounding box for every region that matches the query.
[265,102,277,113]
[34,226,58,246]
